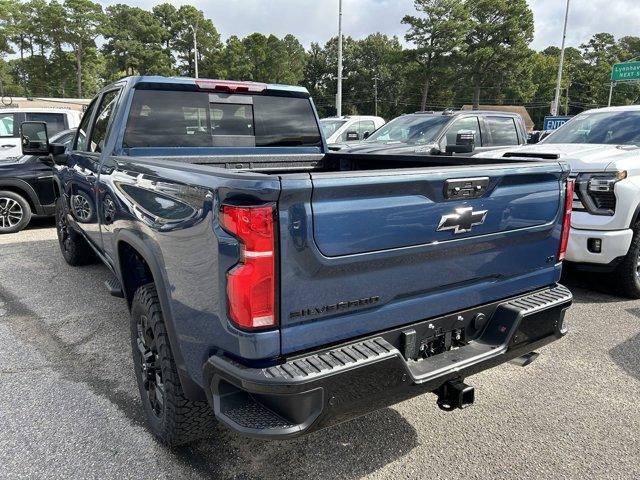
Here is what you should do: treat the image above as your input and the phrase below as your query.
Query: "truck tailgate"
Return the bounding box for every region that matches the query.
[278,162,567,355]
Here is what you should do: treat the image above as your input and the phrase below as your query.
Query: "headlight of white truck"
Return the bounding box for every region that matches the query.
[575,171,627,215]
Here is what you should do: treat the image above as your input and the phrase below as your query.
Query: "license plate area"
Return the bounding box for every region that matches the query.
[400,316,477,361]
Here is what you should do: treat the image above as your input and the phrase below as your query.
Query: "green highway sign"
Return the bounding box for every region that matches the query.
[611,61,640,82]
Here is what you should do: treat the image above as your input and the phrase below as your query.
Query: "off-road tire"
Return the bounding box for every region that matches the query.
[614,222,640,298]
[130,283,215,447]
[55,196,95,266]
[0,190,31,234]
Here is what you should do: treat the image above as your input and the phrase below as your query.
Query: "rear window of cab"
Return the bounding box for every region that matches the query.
[123,89,322,149]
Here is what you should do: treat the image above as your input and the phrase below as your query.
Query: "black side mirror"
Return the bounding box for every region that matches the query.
[363,131,371,139]
[527,131,541,144]
[345,131,360,141]
[21,121,50,155]
[445,130,476,154]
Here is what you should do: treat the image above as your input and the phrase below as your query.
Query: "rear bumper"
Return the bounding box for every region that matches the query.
[203,284,572,440]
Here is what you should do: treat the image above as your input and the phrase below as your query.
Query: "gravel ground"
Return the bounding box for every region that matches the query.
[0,219,638,480]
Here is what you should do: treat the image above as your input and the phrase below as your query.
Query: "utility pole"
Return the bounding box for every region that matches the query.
[373,75,379,117]
[565,81,570,115]
[552,0,570,116]
[336,0,343,117]
[190,24,199,79]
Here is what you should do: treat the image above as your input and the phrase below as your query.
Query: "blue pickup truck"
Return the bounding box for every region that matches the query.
[20,76,573,447]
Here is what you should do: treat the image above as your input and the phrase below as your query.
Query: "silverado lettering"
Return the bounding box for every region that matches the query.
[289,296,381,319]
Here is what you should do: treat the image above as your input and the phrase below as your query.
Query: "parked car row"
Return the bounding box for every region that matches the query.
[327,110,528,155]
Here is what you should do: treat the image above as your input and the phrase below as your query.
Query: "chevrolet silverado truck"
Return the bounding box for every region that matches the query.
[476,105,640,298]
[20,76,573,447]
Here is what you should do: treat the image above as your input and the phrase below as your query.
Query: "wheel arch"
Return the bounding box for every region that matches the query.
[113,230,206,401]
[0,179,43,215]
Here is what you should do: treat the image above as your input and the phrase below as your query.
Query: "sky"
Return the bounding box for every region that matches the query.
[98,0,640,51]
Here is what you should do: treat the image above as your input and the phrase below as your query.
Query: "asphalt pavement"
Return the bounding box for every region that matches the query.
[0,219,638,480]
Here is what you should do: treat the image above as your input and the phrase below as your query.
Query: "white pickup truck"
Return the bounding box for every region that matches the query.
[0,108,81,161]
[476,105,640,297]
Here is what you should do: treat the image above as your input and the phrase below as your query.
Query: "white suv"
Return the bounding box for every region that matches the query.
[0,108,81,161]
[320,115,385,146]
[475,105,640,297]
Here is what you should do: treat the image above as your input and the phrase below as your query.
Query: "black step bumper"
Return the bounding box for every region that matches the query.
[203,284,572,440]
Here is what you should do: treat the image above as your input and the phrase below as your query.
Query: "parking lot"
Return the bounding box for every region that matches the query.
[0,220,638,480]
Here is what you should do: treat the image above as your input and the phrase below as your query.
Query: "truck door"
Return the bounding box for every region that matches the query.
[65,89,120,248]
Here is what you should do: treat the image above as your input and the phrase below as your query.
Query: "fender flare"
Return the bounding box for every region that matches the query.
[0,178,44,215]
[113,229,206,401]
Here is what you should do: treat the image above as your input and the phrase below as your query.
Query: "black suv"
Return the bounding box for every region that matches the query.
[0,129,75,233]
[332,110,528,155]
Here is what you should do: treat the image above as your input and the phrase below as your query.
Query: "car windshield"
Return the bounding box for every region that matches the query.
[320,120,347,138]
[543,110,640,146]
[366,115,449,145]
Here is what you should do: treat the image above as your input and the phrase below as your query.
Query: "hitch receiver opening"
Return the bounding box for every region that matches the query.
[436,379,475,411]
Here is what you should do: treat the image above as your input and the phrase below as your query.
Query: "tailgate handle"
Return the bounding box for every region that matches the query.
[444,177,489,200]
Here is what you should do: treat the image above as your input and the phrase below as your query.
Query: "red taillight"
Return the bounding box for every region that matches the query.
[558,179,574,261]
[195,79,267,93]
[220,205,276,330]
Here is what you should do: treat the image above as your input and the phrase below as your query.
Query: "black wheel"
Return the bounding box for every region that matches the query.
[615,222,640,298]
[130,283,215,446]
[55,196,95,266]
[0,190,31,234]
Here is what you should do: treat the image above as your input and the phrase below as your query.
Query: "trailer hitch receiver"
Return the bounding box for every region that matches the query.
[436,379,475,411]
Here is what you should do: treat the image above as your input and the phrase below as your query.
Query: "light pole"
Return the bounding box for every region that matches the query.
[336,0,343,117]
[189,24,199,79]
[373,75,379,117]
[552,0,570,116]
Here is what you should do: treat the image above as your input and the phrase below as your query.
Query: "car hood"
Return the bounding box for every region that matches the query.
[475,143,640,173]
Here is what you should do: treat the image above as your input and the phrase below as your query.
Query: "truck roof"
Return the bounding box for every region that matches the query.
[121,76,310,96]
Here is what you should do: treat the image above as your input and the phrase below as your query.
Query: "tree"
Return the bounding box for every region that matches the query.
[102,4,173,79]
[462,0,534,109]
[62,0,103,97]
[170,5,221,77]
[402,0,469,110]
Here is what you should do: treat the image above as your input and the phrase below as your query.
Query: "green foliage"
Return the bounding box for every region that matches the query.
[1,0,639,130]
[102,4,174,79]
[402,0,470,109]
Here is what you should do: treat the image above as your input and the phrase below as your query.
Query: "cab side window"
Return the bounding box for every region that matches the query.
[445,116,481,146]
[89,90,120,153]
[75,100,98,151]
[484,116,519,146]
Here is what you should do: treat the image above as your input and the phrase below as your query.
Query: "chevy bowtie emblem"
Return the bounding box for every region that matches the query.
[437,207,488,234]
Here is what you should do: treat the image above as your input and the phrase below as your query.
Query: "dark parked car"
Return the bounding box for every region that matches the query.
[330,110,528,155]
[0,129,75,233]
